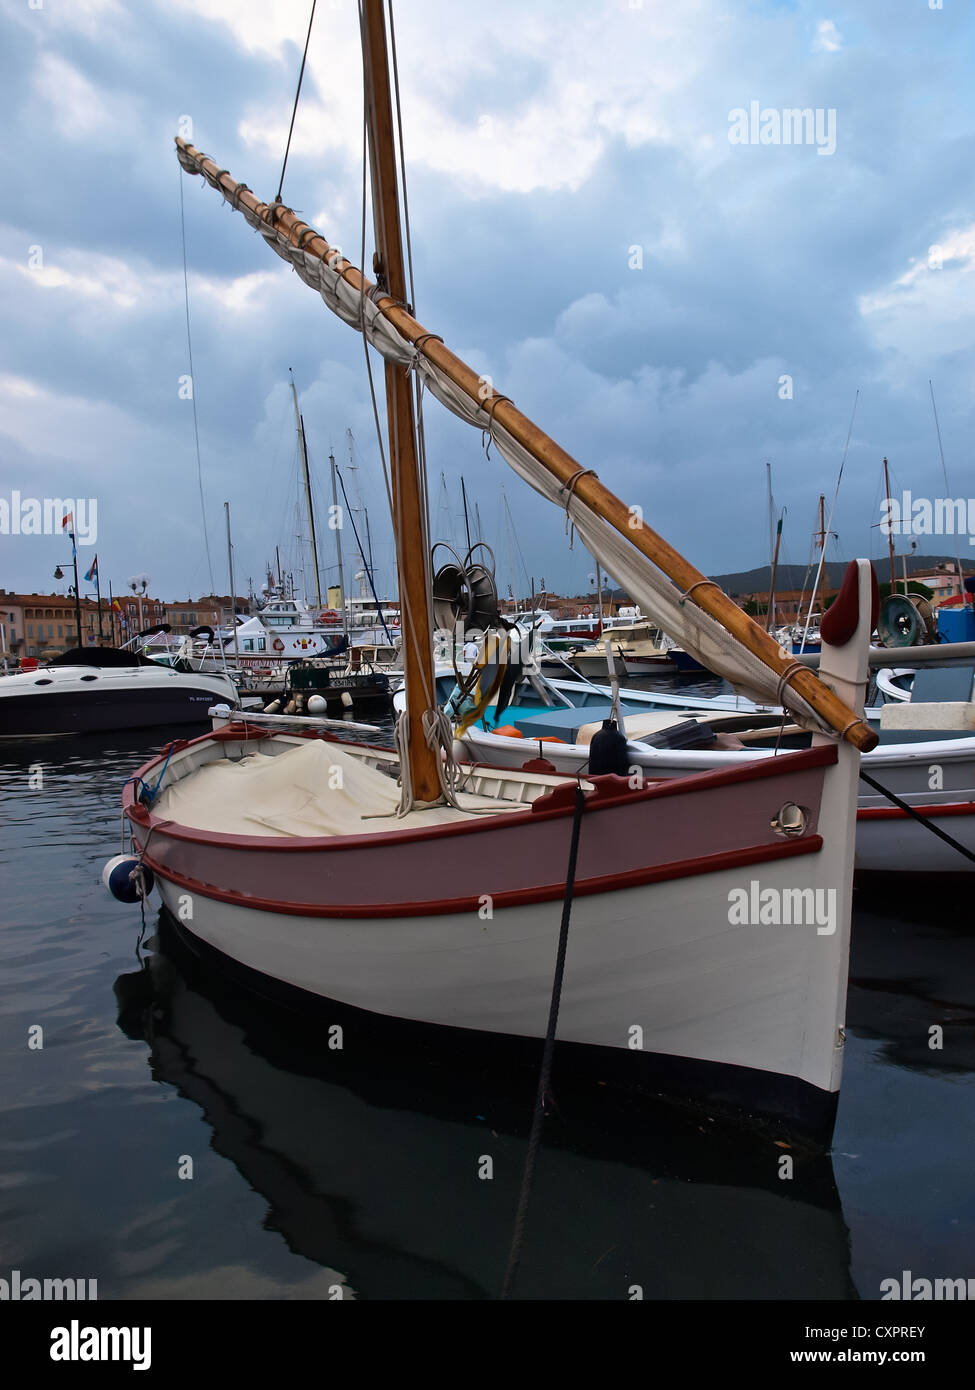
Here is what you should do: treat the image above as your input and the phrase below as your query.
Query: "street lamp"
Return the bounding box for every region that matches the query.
[57,528,83,645]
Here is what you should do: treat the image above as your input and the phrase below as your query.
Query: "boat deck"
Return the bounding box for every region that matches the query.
[152,735,591,839]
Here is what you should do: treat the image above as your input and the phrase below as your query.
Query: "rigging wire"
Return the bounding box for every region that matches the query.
[178,168,216,596]
[356,0,436,722]
[799,389,859,650]
[929,380,966,605]
[502,486,532,598]
[388,0,437,695]
[276,0,318,204]
[387,0,415,311]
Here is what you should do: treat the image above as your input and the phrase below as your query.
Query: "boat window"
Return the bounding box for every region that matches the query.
[34,678,53,685]
[80,675,98,682]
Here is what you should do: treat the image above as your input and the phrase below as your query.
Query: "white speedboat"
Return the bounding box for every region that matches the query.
[0,643,239,738]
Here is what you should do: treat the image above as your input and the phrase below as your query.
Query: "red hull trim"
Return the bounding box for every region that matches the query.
[135,833,822,919]
[858,800,975,821]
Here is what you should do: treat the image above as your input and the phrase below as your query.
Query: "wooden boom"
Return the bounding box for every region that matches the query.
[174,136,878,753]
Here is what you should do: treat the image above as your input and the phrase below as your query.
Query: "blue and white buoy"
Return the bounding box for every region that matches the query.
[102,854,154,904]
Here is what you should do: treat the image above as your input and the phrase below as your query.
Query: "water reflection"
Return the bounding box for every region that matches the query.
[115,914,856,1300]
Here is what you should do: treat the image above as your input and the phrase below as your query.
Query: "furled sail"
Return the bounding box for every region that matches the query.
[175,140,876,749]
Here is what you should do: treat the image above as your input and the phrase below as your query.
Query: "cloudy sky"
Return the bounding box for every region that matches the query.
[2,0,973,608]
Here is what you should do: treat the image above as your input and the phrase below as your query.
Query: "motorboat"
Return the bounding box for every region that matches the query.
[0,642,240,737]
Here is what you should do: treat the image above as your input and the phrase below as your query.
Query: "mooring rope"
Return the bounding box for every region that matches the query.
[501,783,586,1299]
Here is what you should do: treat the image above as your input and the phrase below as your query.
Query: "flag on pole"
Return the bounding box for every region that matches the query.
[84,555,99,585]
[61,512,73,532]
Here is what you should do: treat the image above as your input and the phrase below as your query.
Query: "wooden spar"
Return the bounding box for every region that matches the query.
[361,0,440,801]
[173,140,878,753]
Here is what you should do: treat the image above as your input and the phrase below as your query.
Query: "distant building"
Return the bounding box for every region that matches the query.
[117,595,167,637]
[164,595,247,634]
[735,587,838,622]
[0,589,110,660]
[910,563,970,605]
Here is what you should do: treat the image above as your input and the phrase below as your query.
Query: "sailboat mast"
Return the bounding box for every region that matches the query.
[766,513,782,632]
[329,450,347,628]
[460,476,472,554]
[224,500,240,663]
[361,0,439,800]
[290,373,323,608]
[882,456,896,593]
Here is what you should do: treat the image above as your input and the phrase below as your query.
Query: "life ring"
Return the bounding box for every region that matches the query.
[392,617,400,627]
[582,608,592,618]
[272,638,285,652]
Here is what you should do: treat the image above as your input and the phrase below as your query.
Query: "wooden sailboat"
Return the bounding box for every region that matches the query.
[122,0,879,1142]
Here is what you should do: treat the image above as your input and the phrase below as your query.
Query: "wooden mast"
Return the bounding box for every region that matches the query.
[361,0,440,800]
[172,139,878,753]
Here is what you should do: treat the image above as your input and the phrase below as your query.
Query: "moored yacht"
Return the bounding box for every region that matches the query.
[0,642,240,737]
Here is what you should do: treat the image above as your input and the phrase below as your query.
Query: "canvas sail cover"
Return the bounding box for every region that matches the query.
[177,145,831,731]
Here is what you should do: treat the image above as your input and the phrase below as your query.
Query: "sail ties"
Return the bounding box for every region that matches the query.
[409,332,444,365]
[678,578,722,606]
[560,467,597,549]
[775,660,808,706]
[561,466,598,501]
[478,394,513,461]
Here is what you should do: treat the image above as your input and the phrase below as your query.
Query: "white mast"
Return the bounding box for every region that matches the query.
[290,370,323,609]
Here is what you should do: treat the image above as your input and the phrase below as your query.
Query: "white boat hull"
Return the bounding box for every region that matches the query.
[125,722,860,1139]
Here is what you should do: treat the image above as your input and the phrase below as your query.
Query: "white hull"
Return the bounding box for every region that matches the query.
[153,823,850,1103]
[0,660,239,737]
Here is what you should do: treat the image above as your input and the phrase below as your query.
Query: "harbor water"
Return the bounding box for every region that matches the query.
[1,699,973,1301]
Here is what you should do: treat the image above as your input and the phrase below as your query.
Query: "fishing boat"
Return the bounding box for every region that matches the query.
[119,0,879,1143]
[412,658,975,876]
[571,619,673,677]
